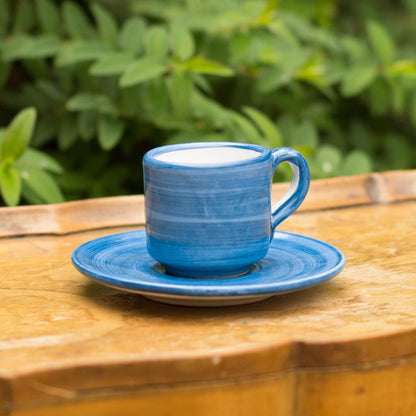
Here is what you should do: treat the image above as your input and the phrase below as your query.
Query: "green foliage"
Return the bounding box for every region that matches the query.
[0,0,415,205]
[0,108,63,206]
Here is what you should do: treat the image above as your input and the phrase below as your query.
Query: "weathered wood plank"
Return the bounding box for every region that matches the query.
[0,170,415,238]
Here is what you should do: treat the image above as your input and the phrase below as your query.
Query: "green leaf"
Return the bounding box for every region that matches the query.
[58,114,78,150]
[120,58,166,88]
[56,40,110,66]
[66,93,117,115]
[21,182,45,205]
[78,111,97,141]
[151,116,194,131]
[0,0,11,37]
[243,107,282,148]
[13,0,35,34]
[91,2,118,47]
[1,108,37,164]
[97,116,125,150]
[323,61,347,84]
[145,25,169,60]
[366,20,395,66]
[21,167,64,204]
[184,56,234,77]
[16,148,63,174]
[315,0,336,26]
[258,35,285,65]
[191,92,230,129]
[282,14,340,52]
[66,93,97,111]
[171,23,194,61]
[119,17,146,56]
[388,60,416,78]
[314,144,342,177]
[342,36,372,63]
[147,77,170,115]
[230,32,255,65]
[285,119,319,148]
[89,53,135,76]
[389,77,405,114]
[340,150,373,176]
[405,0,416,13]
[63,1,94,39]
[258,0,279,24]
[192,73,212,94]
[34,0,61,34]
[0,164,21,206]
[267,19,298,46]
[226,111,263,143]
[341,62,377,97]
[169,71,192,119]
[2,35,60,61]
[292,145,315,158]
[258,50,310,93]
[27,35,60,59]
[296,54,329,88]
[191,5,259,33]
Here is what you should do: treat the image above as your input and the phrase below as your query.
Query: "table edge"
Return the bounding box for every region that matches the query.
[0,170,415,238]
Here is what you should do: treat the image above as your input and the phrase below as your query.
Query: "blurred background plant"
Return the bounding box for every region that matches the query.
[0,107,64,205]
[0,0,415,205]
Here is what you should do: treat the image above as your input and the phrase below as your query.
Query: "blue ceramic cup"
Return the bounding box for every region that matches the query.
[143,142,310,278]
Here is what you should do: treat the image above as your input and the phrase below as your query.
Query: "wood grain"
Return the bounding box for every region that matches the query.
[0,170,415,415]
[1,170,415,238]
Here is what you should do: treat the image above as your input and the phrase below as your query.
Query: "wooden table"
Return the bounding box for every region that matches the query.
[1,171,415,416]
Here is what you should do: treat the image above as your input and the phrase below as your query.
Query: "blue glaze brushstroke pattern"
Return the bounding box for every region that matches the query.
[143,142,310,278]
[71,230,345,306]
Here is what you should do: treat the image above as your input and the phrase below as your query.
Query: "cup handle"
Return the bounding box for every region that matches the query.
[270,147,310,234]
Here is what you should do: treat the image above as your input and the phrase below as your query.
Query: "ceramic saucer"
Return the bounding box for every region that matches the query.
[72,230,345,307]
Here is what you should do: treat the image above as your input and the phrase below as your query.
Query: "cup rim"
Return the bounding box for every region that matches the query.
[143,142,271,169]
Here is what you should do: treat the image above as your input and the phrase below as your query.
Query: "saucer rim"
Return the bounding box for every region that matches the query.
[72,230,345,299]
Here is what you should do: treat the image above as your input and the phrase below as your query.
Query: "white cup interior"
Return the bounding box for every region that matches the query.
[155,146,261,165]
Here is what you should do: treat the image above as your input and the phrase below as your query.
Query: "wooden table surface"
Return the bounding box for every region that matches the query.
[1,170,415,416]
